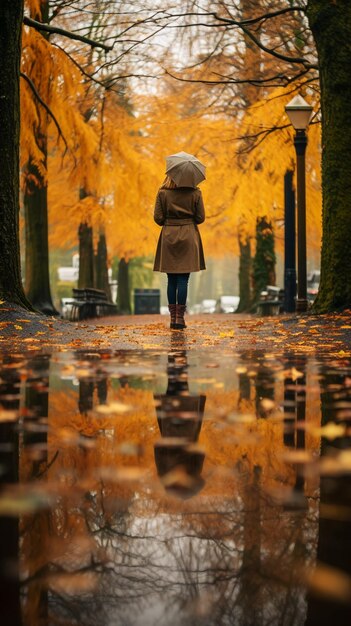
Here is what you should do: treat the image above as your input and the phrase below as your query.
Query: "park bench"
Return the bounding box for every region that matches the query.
[256,285,284,316]
[69,288,117,321]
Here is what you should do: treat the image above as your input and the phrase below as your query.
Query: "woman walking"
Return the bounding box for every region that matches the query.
[153,152,206,330]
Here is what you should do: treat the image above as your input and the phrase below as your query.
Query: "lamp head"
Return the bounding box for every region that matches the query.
[285,95,313,130]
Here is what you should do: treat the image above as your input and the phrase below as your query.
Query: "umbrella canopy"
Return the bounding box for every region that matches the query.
[166,151,206,188]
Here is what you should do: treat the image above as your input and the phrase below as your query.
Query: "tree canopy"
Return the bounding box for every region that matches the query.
[1,0,351,311]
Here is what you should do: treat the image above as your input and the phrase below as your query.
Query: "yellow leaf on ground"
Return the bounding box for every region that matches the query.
[313,423,346,440]
[219,330,235,338]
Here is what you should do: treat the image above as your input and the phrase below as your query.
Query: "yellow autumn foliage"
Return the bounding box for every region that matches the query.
[231,87,322,256]
[22,1,322,264]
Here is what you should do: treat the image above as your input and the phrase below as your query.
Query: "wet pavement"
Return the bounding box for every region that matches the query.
[1,307,351,354]
[1,327,351,625]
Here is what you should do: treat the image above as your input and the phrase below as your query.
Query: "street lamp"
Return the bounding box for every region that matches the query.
[285,95,313,313]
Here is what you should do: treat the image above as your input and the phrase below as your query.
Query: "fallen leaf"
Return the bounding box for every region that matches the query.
[306,563,351,604]
[314,423,346,440]
[96,401,133,414]
[0,409,18,422]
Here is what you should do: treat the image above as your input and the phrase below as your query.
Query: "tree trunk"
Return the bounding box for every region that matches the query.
[252,216,276,305]
[78,222,94,289]
[235,1,261,313]
[78,184,95,289]
[0,0,31,308]
[236,233,252,313]
[24,157,57,314]
[24,0,57,315]
[306,1,351,311]
[117,258,131,314]
[95,230,111,300]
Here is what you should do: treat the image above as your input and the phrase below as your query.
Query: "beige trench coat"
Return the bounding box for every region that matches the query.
[153,187,206,273]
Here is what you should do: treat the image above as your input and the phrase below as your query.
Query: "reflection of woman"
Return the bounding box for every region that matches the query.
[154,350,206,499]
[153,175,206,330]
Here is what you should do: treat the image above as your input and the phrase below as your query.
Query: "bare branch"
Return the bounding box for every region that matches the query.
[164,67,315,90]
[154,8,316,69]
[51,42,109,88]
[23,15,113,51]
[20,72,68,153]
[216,6,307,27]
[237,20,317,69]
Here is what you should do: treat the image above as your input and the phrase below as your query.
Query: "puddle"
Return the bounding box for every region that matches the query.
[1,343,351,625]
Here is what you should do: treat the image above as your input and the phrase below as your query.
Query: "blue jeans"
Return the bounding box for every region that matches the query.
[167,273,190,305]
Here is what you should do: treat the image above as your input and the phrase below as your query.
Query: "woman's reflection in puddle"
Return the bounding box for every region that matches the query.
[154,334,206,499]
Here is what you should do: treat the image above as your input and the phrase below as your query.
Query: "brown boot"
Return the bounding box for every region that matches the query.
[175,304,187,329]
[168,304,177,329]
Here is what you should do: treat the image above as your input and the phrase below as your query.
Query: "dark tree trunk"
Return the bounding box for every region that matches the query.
[252,216,276,305]
[78,379,94,414]
[24,0,57,315]
[236,233,252,313]
[117,258,131,314]
[306,1,351,311]
[24,157,57,314]
[78,221,94,289]
[0,0,31,308]
[24,355,50,478]
[95,230,111,299]
[306,364,351,625]
[22,354,49,624]
[0,359,22,626]
[236,1,261,313]
[78,185,95,289]
[237,464,262,623]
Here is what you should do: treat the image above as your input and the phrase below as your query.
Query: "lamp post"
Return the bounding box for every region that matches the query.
[285,95,313,313]
[284,169,296,313]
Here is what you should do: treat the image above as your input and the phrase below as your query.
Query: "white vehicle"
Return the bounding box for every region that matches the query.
[216,295,240,313]
[200,299,217,314]
[188,303,202,315]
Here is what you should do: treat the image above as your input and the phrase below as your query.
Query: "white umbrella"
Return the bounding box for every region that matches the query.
[166,151,206,188]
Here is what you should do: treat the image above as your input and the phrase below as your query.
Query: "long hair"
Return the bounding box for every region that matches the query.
[161,175,177,189]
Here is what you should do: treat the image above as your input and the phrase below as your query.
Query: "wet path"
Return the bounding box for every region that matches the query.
[1,339,351,625]
[1,309,351,354]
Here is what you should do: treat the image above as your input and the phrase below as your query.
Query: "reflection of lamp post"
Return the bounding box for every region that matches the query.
[285,95,313,313]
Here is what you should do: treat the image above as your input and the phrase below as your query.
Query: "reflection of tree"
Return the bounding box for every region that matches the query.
[0,357,22,626]
[237,463,262,626]
[255,356,275,418]
[238,370,251,405]
[78,378,108,414]
[306,360,351,625]
[22,355,51,626]
[24,355,50,477]
[236,350,278,418]
[283,354,307,505]
[283,354,297,448]
[15,349,325,625]
[74,350,109,414]
[78,380,94,414]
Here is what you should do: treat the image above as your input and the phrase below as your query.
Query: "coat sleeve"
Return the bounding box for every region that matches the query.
[154,191,165,225]
[194,190,205,224]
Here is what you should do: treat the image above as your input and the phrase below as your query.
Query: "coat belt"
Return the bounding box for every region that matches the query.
[165,218,194,225]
